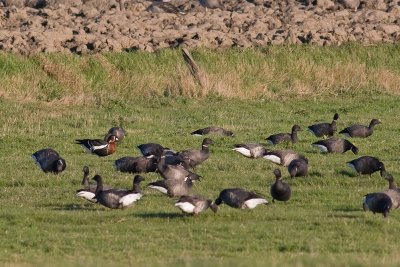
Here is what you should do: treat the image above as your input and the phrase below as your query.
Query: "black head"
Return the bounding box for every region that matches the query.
[370,119,381,126]
[273,169,282,179]
[333,113,339,121]
[92,175,102,183]
[106,135,118,143]
[134,175,145,184]
[56,158,66,172]
[210,201,218,213]
[383,172,394,182]
[225,130,235,137]
[202,138,214,146]
[292,125,302,132]
[378,162,386,172]
[82,166,89,175]
[351,145,359,155]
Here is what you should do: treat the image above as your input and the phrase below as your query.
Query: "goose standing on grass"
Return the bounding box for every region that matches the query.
[232,143,268,158]
[114,155,158,174]
[93,175,145,209]
[32,148,66,174]
[346,156,385,176]
[147,176,200,197]
[381,172,400,209]
[214,188,268,209]
[75,135,118,157]
[148,0,186,14]
[198,0,225,11]
[339,119,381,138]
[175,195,218,215]
[191,126,234,137]
[363,192,392,218]
[263,149,307,167]
[307,113,339,138]
[270,169,292,203]
[288,158,308,178]
[157,155,202,181]
[104,127,125,143]
[266,125,302,145]
[312,138,358,154]
[178,138,213,169]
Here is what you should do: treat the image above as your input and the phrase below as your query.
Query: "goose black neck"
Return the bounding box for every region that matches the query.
[94,177,104,194]
[202,144,210,153]
[291,131,298,143]
[134,181,142,193]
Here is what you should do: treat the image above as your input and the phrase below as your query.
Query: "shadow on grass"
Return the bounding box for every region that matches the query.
[338,169,358,177]
[40,203,98,211]
[133,211,185,219]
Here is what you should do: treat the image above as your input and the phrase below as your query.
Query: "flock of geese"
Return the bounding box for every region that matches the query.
[31,113,398,217]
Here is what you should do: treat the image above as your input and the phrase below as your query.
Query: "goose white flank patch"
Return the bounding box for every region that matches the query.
[312,144,329,153]
[175,202,195,213]
[232,147,252,158]
[119,193,142,207]
[263,155,281,164]
[243,198,269,209]
[347,163,356,170]
[148,185,168,194]
[76,191,96,202]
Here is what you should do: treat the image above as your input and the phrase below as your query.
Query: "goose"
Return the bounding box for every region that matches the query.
[157,155,202,181]
[175,195,218,215]
[232,143,268,158]
[104,127,125,143]
[137,143,166,158]
[191,126,234,137]
[32,148,66,174]
[363,192,392,218]
[76,166,97,202]
[381,172,400,209]
[75,135,118,157]
[346,156,385,176]
[288,158,308,178]
[178,138,213,169]
[266,125,302,145]
[92,175,145,209]
[148,0,186,14]
[214,188,268,209]
[198,0,224,11]
[312,138,358,154]
[270,169,292,202]
[263,149,307,167]
[339,119,381,138]
[307,113,339,138]
[114,155,158,173]
[147,176,199,197]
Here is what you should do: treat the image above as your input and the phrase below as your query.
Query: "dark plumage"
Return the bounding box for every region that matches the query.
[75,135,118,157]
[270,169,291,202]
[339,119,381,138]
[137,143,166,158]
[147,0,186,14]
[157,155,202,181]
[381,172,400,209]
[191,126,234,137]
[178,138,213,169]
[312,137,358,154]
[288,158,308,178]
[93,175,144,209]
[266,125,302,145]
[175,195,218,215]
[32,148,66,174]
[346,156,385,175]
[232,143,268,158]
[363,192,392,218]
[263,149,307,167]
[114,156,158,173]
[307,113,339,137]
[147,176,198,197]
[104,127,125,143]
[76,166,97,202]
[214,188,268,209]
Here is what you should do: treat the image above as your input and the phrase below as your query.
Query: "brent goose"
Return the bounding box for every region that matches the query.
[363,192,392,218]
[175,195,218,215]
[32,148,66,174]
[346,156,385,176]
[114,155,158,173]
[191,126,234,137]
[307,113,339,138]
[178,138,213,169]
[339,119,381,138]
[147,176,199,197]
[288,158,308,178]
[215,188,268,209]
[266,125,302,145]
[312,138,358,154]
[270,169,292,203]
[263,149,307,167]
[232,143,268,158]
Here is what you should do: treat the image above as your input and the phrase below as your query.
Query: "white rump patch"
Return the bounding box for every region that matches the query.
[265,140,274,145]
[312,144,328,153]
[307,128,315,135]
[149,185,168,194]
[263,155,281,164]
[244,198,268,209]
[233,147,251,158]
[119,193,142,207]
[192,134,203,137]
[76,191,96,202]
[347,163,356,170]
[175,202,195,213]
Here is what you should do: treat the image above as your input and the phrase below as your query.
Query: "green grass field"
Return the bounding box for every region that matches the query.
[0,45,400,266]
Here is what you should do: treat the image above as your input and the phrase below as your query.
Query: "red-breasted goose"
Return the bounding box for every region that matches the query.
[32,148,66,174]
[312,138,358,154]
[288,158,308,178]
[104,127,125,143]
[232,143,268,158]
[307,113,339,138]
[363,192,392,218]
[339,119,381,138]
[175,195,218,215]
[178,138,213,169]
[270,169,291,203]
[266,125,302,145]
[75,135,118,157]
[214,188,268,209]
[191,126,234,137]
[346,156,385,176]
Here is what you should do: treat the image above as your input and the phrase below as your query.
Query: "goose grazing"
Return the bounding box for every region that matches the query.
[147,176,199,197]
[191,126,234,137]
[381,172,400,209]
[346,156,385,176]
[288,158,308,178]
[363,192,392,218]
[114,155,158,174]
[312,138,358,154]
[148,0,186,14]
[232,143,268,158]
[178,138,213,169]
[104,127,125,143]
[214,188,268,209]
[270,169,292,203]
[93,175,145,209]
[157,155,202,181]
[198,0,224,11]
[75,135,118,157]
[266,125,302,145]
[175,195,218,215]
[137,143,166,158]
[307,113,339,138]
[339,119,381,138]
[263,149,307,167]
[32,148,66,174]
